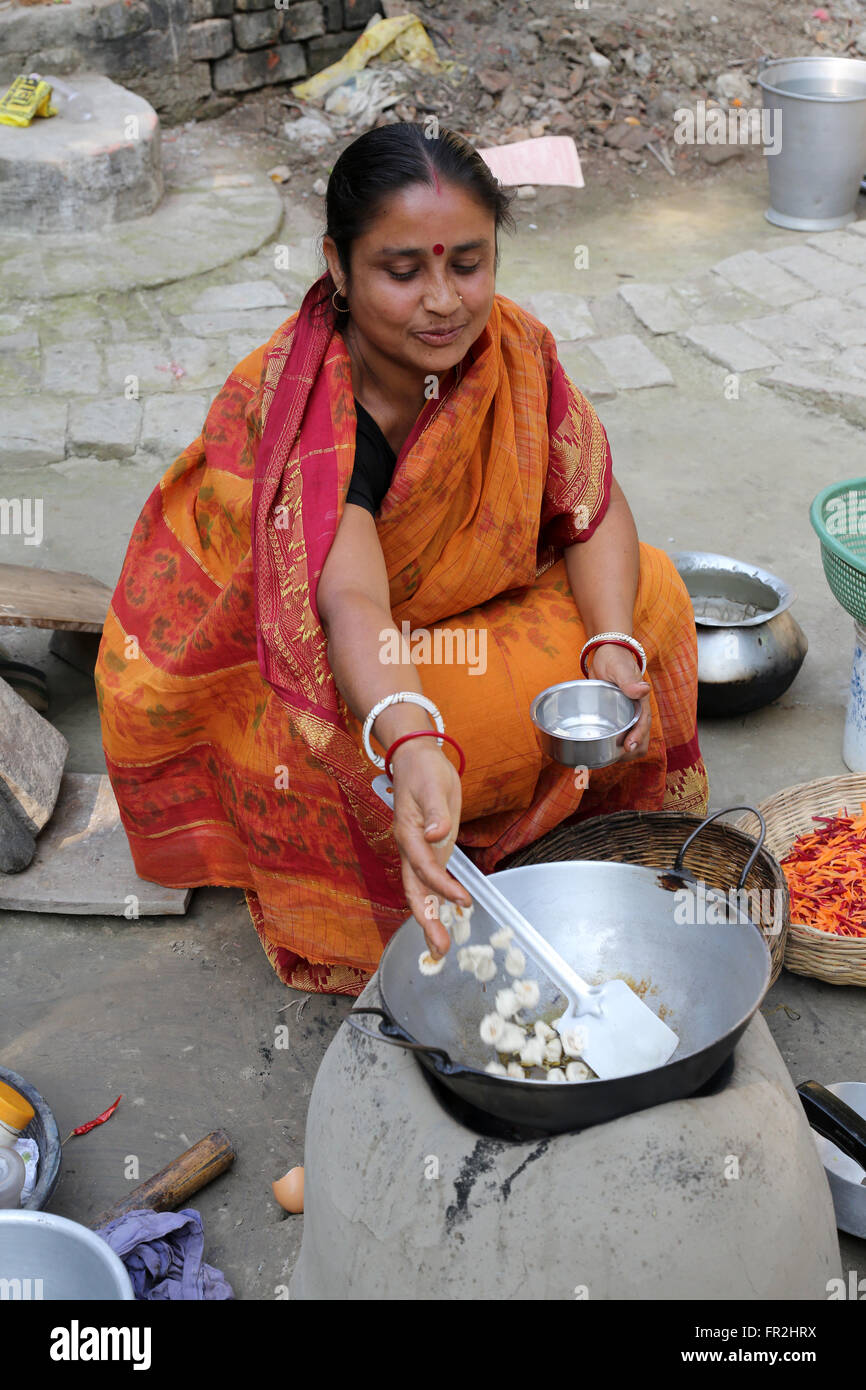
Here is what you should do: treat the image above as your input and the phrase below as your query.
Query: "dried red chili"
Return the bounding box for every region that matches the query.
[62,1094,122,1145]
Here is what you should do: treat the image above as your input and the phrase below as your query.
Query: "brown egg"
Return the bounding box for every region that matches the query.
[272,1165,304,1213]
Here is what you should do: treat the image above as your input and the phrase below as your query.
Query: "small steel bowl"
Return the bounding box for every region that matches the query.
[530,679,639,769]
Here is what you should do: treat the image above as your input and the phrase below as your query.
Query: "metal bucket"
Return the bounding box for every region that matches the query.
[758,55,866,230]
[0,1210,134,1300]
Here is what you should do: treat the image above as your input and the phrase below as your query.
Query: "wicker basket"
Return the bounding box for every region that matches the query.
[501,809,788,986]
[734,774,866,987]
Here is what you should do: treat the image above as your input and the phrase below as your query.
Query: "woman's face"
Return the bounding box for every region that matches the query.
[325,179,497,381]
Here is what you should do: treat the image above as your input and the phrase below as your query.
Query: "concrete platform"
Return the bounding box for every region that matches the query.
[0,75,162,234]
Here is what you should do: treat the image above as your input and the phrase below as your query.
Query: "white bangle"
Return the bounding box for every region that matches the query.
[362,692,445,769]
[579,631,647,678]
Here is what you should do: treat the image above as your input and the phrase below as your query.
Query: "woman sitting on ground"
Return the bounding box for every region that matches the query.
[96,123,708,994]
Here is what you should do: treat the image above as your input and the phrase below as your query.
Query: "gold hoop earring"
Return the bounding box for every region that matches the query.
[332,286,349,313]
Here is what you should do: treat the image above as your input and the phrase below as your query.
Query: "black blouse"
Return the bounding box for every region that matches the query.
[345,398,397,515]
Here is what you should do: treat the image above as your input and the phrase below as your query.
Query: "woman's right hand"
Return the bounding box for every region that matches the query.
[390,740,471,958]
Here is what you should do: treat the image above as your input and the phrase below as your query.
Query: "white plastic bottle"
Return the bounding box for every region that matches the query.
[0,1148,26,1209]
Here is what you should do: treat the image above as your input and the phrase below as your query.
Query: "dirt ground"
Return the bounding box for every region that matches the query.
[220,0,866,200]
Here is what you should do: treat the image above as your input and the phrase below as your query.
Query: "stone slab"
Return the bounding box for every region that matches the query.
[618,282,691,335]
[0,401,68,467]
[586,333,674,389]
[0,562,111,632]
[682,322,781,372]
[139,392,210,458]
[0,794,36,874]
[189,280,288,314]
[164,337,237,390]
[521,291,596,342]
[736,313,835,365]
[788,295,866,350]
[0,348,41,398]
[0,676,68,834]
[177,307,290,338]
[0,772,191,916]
[42,342,103,395]
[673,272,767,327]
[67,397,142,459]
[761,363,866,430]
[711,249,815,309]
[807,229,866,269]
[555,343,617,402]
[766,244,866,297]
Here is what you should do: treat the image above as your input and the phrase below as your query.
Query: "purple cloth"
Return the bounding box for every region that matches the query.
[97,1207,233,1301]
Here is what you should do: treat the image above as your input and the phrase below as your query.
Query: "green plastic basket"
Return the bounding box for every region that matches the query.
[810,477,866,626]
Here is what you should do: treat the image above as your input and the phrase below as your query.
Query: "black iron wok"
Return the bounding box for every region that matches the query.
[349,809,772,1134]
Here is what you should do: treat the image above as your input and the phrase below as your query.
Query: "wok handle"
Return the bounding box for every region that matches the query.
[797,1081,866,1173]
[674,805,766,891]
[347,1007,460,1073]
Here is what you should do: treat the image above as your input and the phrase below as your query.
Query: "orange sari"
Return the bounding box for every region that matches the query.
[96,276,708,993]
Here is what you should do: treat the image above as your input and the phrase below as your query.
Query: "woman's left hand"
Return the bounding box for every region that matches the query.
[587,644,652,760]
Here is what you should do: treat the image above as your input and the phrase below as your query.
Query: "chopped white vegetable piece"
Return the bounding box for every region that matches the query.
[499,1022,526,1054]
[547,1067,568,1083]
[560,1026,588,1058]
[543,1036,563,1066]
[452,911,472,946]
[438,900,456,930]
[418,950,446,976]
[533,1020,556,1042]
[506,1061,525,1080]
[489,926,513,950]
[513,978,539,1008]
[474,957,497,983]
[565,1061,593,1082]
[457,943,492,972]
[495,987,519,1019]
[480,1012,506,1045]
[519,1035,545,1069]
[504,946,526,978]
[485,1059,508,1076]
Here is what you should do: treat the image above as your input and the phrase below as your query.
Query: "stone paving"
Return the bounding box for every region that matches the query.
[4,180,866,477]
[617,223,866,429]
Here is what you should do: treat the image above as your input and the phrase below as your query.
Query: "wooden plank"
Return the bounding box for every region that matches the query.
[0,563,112,632]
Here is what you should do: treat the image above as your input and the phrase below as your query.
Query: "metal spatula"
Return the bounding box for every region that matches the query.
[372,775,679,1079]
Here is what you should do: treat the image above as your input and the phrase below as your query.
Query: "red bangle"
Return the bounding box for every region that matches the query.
[384,730,466,780]
[580,637,643,678]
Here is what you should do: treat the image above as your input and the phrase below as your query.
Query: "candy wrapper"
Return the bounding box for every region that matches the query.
[0,74,58,128]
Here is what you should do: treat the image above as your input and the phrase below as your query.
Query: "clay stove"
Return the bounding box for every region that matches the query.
[290,977,841,1300]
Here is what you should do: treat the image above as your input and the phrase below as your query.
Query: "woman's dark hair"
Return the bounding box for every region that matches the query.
[321,122,515,316]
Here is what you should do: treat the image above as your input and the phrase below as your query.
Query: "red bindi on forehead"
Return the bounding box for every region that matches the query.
[432,243,445,255]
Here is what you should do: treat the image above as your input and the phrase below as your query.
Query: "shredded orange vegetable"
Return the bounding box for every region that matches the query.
[780,802,866,937]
